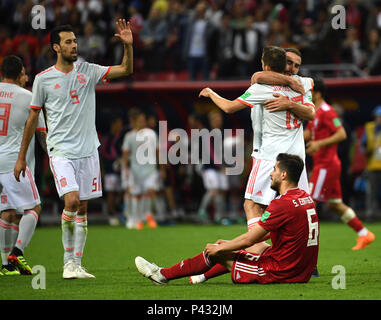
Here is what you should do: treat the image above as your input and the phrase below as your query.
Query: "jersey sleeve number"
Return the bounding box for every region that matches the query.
[286,95,303,130]
[0,103,11,136]
[306,208,318,247]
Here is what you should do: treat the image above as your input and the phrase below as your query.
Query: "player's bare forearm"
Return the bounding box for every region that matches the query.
[317,127,347,147]
[288,102,315,121]
[14,109,40,181]
[36,130,48,154]
[199,88,246,113]
[212,226,268,254]
[18,109,40,160]
[108,44,133,79]
[253,71,305,94]
[107,19,133,79]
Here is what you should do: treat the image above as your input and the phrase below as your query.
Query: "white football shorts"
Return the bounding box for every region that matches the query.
[49,152,102,200]
[202,168,229,191]
[104,173,122,192]
[0,167,40,212]
[245,157,309,206]
[129,170,161,196]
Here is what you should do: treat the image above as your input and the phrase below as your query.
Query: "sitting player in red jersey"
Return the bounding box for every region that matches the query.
[305,79,374,250]
[135,153,319,285]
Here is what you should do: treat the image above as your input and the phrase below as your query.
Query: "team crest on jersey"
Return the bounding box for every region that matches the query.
[1,195,7,204]
[77,74,87,84]
[60,178,68,188]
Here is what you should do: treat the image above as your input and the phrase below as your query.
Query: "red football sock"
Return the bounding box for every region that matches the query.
[160,251,213,280]
[204,264,229,279]
[347,217,364,233]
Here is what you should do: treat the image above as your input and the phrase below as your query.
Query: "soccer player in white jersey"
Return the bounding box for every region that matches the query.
[122,109,161,230]
[0,56,43,276]
[10,62,47,265]
[14,19,133,279]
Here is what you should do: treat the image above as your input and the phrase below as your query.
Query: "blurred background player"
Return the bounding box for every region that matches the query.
[100,116,124,226]
[0,56,42,275]
[14,19,133,279]
[198,109,228,224]
[11,57,47,265]
[361,105,381,221]
[305,78,375,250]
[121,109,161,229]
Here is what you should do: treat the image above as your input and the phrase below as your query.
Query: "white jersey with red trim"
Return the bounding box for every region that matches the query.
[0,83,32,173]
[237,79,314,162]
[30,62,110,159]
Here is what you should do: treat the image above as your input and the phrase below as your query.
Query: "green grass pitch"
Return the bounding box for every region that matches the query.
[1,222,380,300]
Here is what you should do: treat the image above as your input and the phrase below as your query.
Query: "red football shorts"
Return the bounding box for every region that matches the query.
[231,248,274,284]
[309,161,342,202]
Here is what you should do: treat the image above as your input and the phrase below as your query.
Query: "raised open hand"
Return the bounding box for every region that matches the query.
[115,18,133,45]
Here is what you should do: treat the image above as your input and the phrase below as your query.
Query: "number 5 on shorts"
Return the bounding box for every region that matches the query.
[306,208,318,247]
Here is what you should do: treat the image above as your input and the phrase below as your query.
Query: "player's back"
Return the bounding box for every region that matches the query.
[0,82,32,173]
[259,188,319,283]
[238,82,313,161]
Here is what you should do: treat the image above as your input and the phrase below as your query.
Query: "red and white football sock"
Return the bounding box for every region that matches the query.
[160,251,213,280]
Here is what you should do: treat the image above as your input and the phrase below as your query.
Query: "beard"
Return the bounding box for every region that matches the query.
[62,51,78,63]
[270,179,280,193]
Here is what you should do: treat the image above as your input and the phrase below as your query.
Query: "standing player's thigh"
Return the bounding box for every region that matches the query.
[244,158,276,206]
[309,164,341,202]
[129,173,143,196]
[50,155,79,198]
[202,169,219,190]
[76,152,102,200]
[0,169,40,212]
[231,248,273,284]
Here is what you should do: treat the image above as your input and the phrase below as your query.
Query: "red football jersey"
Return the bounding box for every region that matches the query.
[258,188,319,283]
[306,102,343,165]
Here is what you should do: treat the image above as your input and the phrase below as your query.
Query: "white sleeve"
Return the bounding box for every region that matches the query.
[292,75,314,93]
[122,134,130,152]
[36,111,46,130]
[235,84,272,108]
[87,62,111,85]
[30,75,45,109]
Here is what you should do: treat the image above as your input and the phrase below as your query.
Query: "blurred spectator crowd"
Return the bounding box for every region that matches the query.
[2,0,381,82]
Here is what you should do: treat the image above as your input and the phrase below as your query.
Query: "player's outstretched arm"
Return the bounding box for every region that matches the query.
[199,88,246,114]
[252,71,305,95]
[265,93,315,121]
[14,108,40,181]
[205,224,268,256]
[106,19,133,79]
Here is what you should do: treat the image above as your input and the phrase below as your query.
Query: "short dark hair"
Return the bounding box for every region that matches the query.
[50,24,74,52]
[1,55,23,80]
[312,78,326,98]
[128,107,144,121]
[285,48,302,57]
[276,153,304,184]
[262,46,286,73]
